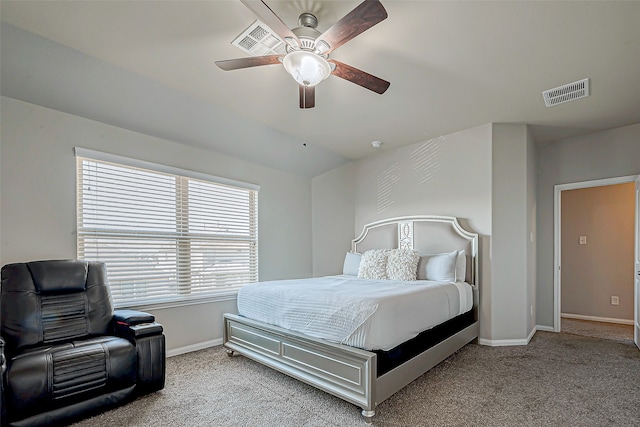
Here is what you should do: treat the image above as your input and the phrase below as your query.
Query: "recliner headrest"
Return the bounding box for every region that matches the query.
[27,260,89,293]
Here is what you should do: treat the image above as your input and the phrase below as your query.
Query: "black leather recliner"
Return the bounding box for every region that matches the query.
[0,260,166,427]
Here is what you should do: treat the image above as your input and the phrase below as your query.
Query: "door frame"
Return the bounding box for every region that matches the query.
[635,175,640,349]
[553,174,638,332]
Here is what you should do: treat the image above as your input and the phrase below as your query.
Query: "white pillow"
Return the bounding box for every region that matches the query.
[386,249,420,281]
[342,252,362,276]
[358,249,389,280]
[456,250,467,282]
[422,250,458,282]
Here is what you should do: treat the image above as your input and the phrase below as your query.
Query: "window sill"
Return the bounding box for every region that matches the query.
[114,291,239,311]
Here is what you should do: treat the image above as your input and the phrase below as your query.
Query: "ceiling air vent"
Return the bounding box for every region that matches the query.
[542,78,590,107]
[232,20,287,57]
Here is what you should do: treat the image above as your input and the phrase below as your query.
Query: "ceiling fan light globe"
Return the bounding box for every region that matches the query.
[283,50,331,87]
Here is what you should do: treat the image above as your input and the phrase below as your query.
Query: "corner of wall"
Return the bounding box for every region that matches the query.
[311,162,357,277]
[491,123,531,340]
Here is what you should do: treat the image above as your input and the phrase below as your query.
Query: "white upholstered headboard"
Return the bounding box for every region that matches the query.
[352,215,479,287]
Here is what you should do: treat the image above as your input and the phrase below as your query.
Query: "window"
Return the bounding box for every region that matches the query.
[75,148,259,307]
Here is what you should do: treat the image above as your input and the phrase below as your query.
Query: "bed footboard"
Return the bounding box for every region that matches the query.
[223,313,377,418]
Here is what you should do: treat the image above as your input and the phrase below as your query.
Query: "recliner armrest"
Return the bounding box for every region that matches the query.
[116,322,164,341]
[113,309,155,326]
[114,310,163,342]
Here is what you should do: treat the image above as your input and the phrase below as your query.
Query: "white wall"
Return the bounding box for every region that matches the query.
[0,96,313,353]
[536,123,640,328]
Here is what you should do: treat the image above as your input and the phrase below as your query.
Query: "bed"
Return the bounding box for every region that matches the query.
[223,215,479,422]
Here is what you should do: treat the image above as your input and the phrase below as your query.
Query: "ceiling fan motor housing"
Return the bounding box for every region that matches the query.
[215,0,390,108]
[288,13,325,53]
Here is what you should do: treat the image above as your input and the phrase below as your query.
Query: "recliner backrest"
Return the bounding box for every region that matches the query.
[1,260,114,352]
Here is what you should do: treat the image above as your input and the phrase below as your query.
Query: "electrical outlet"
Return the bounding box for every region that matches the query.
[611,296,619,306]
[579,236,587,245]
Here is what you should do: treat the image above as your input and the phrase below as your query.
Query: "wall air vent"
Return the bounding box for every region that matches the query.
[542,78,590,107]
[232,20,287,57]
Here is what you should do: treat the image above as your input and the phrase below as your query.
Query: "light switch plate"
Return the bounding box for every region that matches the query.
[579,236,587,245]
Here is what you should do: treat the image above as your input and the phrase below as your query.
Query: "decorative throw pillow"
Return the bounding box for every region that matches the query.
[342,252,362,276]
[456,250,467,282]
[358,249,389,280]
[422,250,458,282]
[386,249,420,281]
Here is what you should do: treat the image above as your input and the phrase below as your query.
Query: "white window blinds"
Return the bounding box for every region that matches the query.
[75,148,258,307]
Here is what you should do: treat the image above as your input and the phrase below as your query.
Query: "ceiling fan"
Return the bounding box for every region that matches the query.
[215,0,390,109]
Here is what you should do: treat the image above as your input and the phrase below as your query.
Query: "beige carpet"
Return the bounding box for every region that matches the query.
[561,317,634,344]
[72,331,640,427]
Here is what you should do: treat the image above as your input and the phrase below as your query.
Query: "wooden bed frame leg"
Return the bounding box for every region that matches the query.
[361,409,375,424]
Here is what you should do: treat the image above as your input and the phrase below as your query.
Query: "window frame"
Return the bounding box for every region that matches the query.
[75,147,259,309]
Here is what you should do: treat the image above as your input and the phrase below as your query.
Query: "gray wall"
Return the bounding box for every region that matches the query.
[312,125,495,280]
[527,127,538,334]
[312,123,539,343]
[0,23,347,179]
[491,124,537,341]
[351,126,493,233]
[537,123,640,328]
[0,96,313,354]
[313,124,496,339]
[312,162,356,277]
[0,107,2,264]
[561,183,635,321]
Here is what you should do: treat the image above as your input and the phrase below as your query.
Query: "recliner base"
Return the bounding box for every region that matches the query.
[6,385,136,427]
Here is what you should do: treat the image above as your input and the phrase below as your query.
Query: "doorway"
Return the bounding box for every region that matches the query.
[553,175,638,342]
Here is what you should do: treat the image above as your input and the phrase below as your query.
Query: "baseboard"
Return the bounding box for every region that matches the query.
[166,338,223,358]
[561,313,634,326]
[478,338,528,346]
[526,326,537,343]
[166,318,631,353]
[478,326,538,347]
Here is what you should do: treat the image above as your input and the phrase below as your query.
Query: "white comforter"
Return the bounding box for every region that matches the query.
[237,275,472,351]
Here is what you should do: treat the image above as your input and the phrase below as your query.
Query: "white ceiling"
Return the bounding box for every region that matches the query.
[2,0,639,160]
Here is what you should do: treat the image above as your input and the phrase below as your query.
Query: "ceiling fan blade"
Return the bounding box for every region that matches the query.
[240,0,301,50]
[314,0,387,55]
[215,55,281,71]
[299,85,315,109]
[329,60,390,94]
